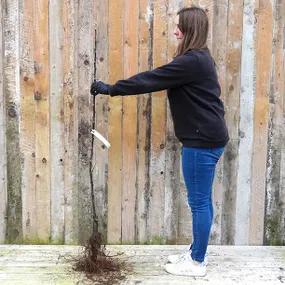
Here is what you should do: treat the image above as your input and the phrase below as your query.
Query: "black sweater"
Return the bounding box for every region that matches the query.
[108,49,229,148]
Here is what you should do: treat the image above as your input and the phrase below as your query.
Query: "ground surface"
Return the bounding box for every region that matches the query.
[0,245,284,284]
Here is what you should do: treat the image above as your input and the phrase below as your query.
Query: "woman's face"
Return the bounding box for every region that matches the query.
[174,15,184,40]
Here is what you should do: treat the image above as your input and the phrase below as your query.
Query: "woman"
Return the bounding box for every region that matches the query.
[90,6,229,277]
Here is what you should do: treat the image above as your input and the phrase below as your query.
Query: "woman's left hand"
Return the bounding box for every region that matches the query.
[90,80,110,96]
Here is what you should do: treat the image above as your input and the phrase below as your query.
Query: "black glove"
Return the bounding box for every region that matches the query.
[90,80,110,96]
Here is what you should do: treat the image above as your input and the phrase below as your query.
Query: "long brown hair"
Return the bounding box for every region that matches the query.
[175,6,209,57]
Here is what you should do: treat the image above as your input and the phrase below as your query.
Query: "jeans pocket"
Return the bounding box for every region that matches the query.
[211,147,224,161]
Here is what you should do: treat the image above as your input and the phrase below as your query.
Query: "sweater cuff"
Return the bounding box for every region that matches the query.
[108,85,118,97]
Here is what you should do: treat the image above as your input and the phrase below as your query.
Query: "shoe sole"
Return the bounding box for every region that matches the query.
[164,264,207,277]
[167,255,209,266]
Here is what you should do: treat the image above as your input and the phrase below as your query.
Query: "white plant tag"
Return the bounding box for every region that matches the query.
[90,129,111,149]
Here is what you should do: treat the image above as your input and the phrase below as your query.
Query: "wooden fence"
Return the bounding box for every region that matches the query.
[0,0,284,245]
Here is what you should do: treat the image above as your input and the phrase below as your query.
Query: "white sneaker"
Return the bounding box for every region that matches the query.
[164,258,207,277]
[167,245,208,265]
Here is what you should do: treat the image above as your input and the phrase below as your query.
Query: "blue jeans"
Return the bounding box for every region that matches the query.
[182,146,224,263]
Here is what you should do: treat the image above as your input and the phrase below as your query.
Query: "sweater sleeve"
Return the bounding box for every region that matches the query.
[108,53,198,96]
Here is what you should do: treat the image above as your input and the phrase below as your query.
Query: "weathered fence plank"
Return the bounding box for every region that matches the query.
[93,0,109,241]
[210,0,228,245]
[136,0,152,243]
[107,0,124,244]
[147,0,168,244]
[221,0,243,245]
[164,0,182,244]
[250,0,273,245]
[20,0,37,242]
[33,0,51,242]
[49,0,65,244]
[4,0,22,243]
[235,0,257,245]
[121,0,139,243]
[0,0,7,244]
[265,0,285,246]
[77,0,96,243]
[62,0,79,244]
